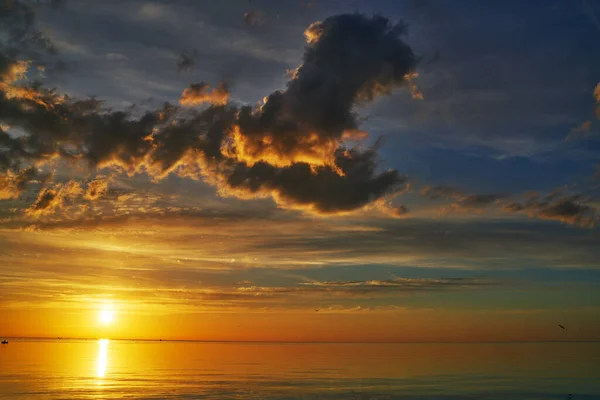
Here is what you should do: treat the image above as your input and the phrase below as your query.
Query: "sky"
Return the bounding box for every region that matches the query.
[0,0,599,342]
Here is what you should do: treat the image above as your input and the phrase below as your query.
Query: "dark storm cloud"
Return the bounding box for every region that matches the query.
[230,13,417,168]
[0,13,418,215]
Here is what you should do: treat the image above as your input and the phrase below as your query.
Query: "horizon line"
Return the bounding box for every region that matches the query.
[2,336,598,344]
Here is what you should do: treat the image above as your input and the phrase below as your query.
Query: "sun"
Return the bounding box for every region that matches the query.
[99,309,114,325]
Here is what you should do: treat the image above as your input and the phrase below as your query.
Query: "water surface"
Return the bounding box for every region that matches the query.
[0,339,598,399]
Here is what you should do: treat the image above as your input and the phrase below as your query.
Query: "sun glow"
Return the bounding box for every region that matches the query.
[99,308,114,325]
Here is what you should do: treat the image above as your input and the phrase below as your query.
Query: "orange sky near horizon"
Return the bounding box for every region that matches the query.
[2,305,599,342]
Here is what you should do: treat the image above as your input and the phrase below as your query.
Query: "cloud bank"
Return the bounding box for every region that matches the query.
[0,12,419,216]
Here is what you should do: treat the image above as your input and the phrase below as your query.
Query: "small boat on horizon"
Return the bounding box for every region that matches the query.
[1,340,8,344]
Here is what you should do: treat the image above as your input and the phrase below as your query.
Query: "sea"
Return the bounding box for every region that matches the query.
[0,339,599,399]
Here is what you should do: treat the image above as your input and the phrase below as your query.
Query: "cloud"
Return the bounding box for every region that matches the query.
[84,178,109,201]
[300,277,496,290]
[15,175,111,218]
[595,82,600,120]
[0,0,58,60]
[503,192,599,228]
[3,204,600,275]
[420,185,463,200]
[138,3,166,20]
[0,58,54,109]
[421,184,599,227]
[0,167,37,199]
[405,71,424,100]
[379,203,410,218]
[179,82,229,106]
[452,194,507,209]
[25,180,83,217]
[226,14,417,171]
[232,277,498,299]
[566,120,594,141]
[0,13,418,215]
[0,265,497,313]
[105,52,128,61]
[1,59,29,83]
[243,10,266,27]
[420,185,506,213]
[568,83,600,140]
[176,50,197,72]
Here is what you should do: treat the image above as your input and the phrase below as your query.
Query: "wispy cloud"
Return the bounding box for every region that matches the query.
[420,184,599,227]
[503,192,599,228]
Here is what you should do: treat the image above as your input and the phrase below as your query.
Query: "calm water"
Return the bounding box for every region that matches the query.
[0,340,599,399]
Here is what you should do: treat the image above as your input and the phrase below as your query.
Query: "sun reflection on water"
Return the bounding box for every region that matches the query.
[96,339,109,379]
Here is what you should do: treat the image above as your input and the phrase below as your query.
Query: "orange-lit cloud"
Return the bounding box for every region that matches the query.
[84,178,109,201]
[0,168,37,200]
[0,60,56,110]
[404,71,424,100]
[221,125,341,172]
[179,82,229,106]
[1,59,29,83]
[304,20,324,43]
[25,181,83,217]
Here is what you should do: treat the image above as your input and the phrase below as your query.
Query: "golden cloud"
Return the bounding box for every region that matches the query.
[179,82,229,106]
